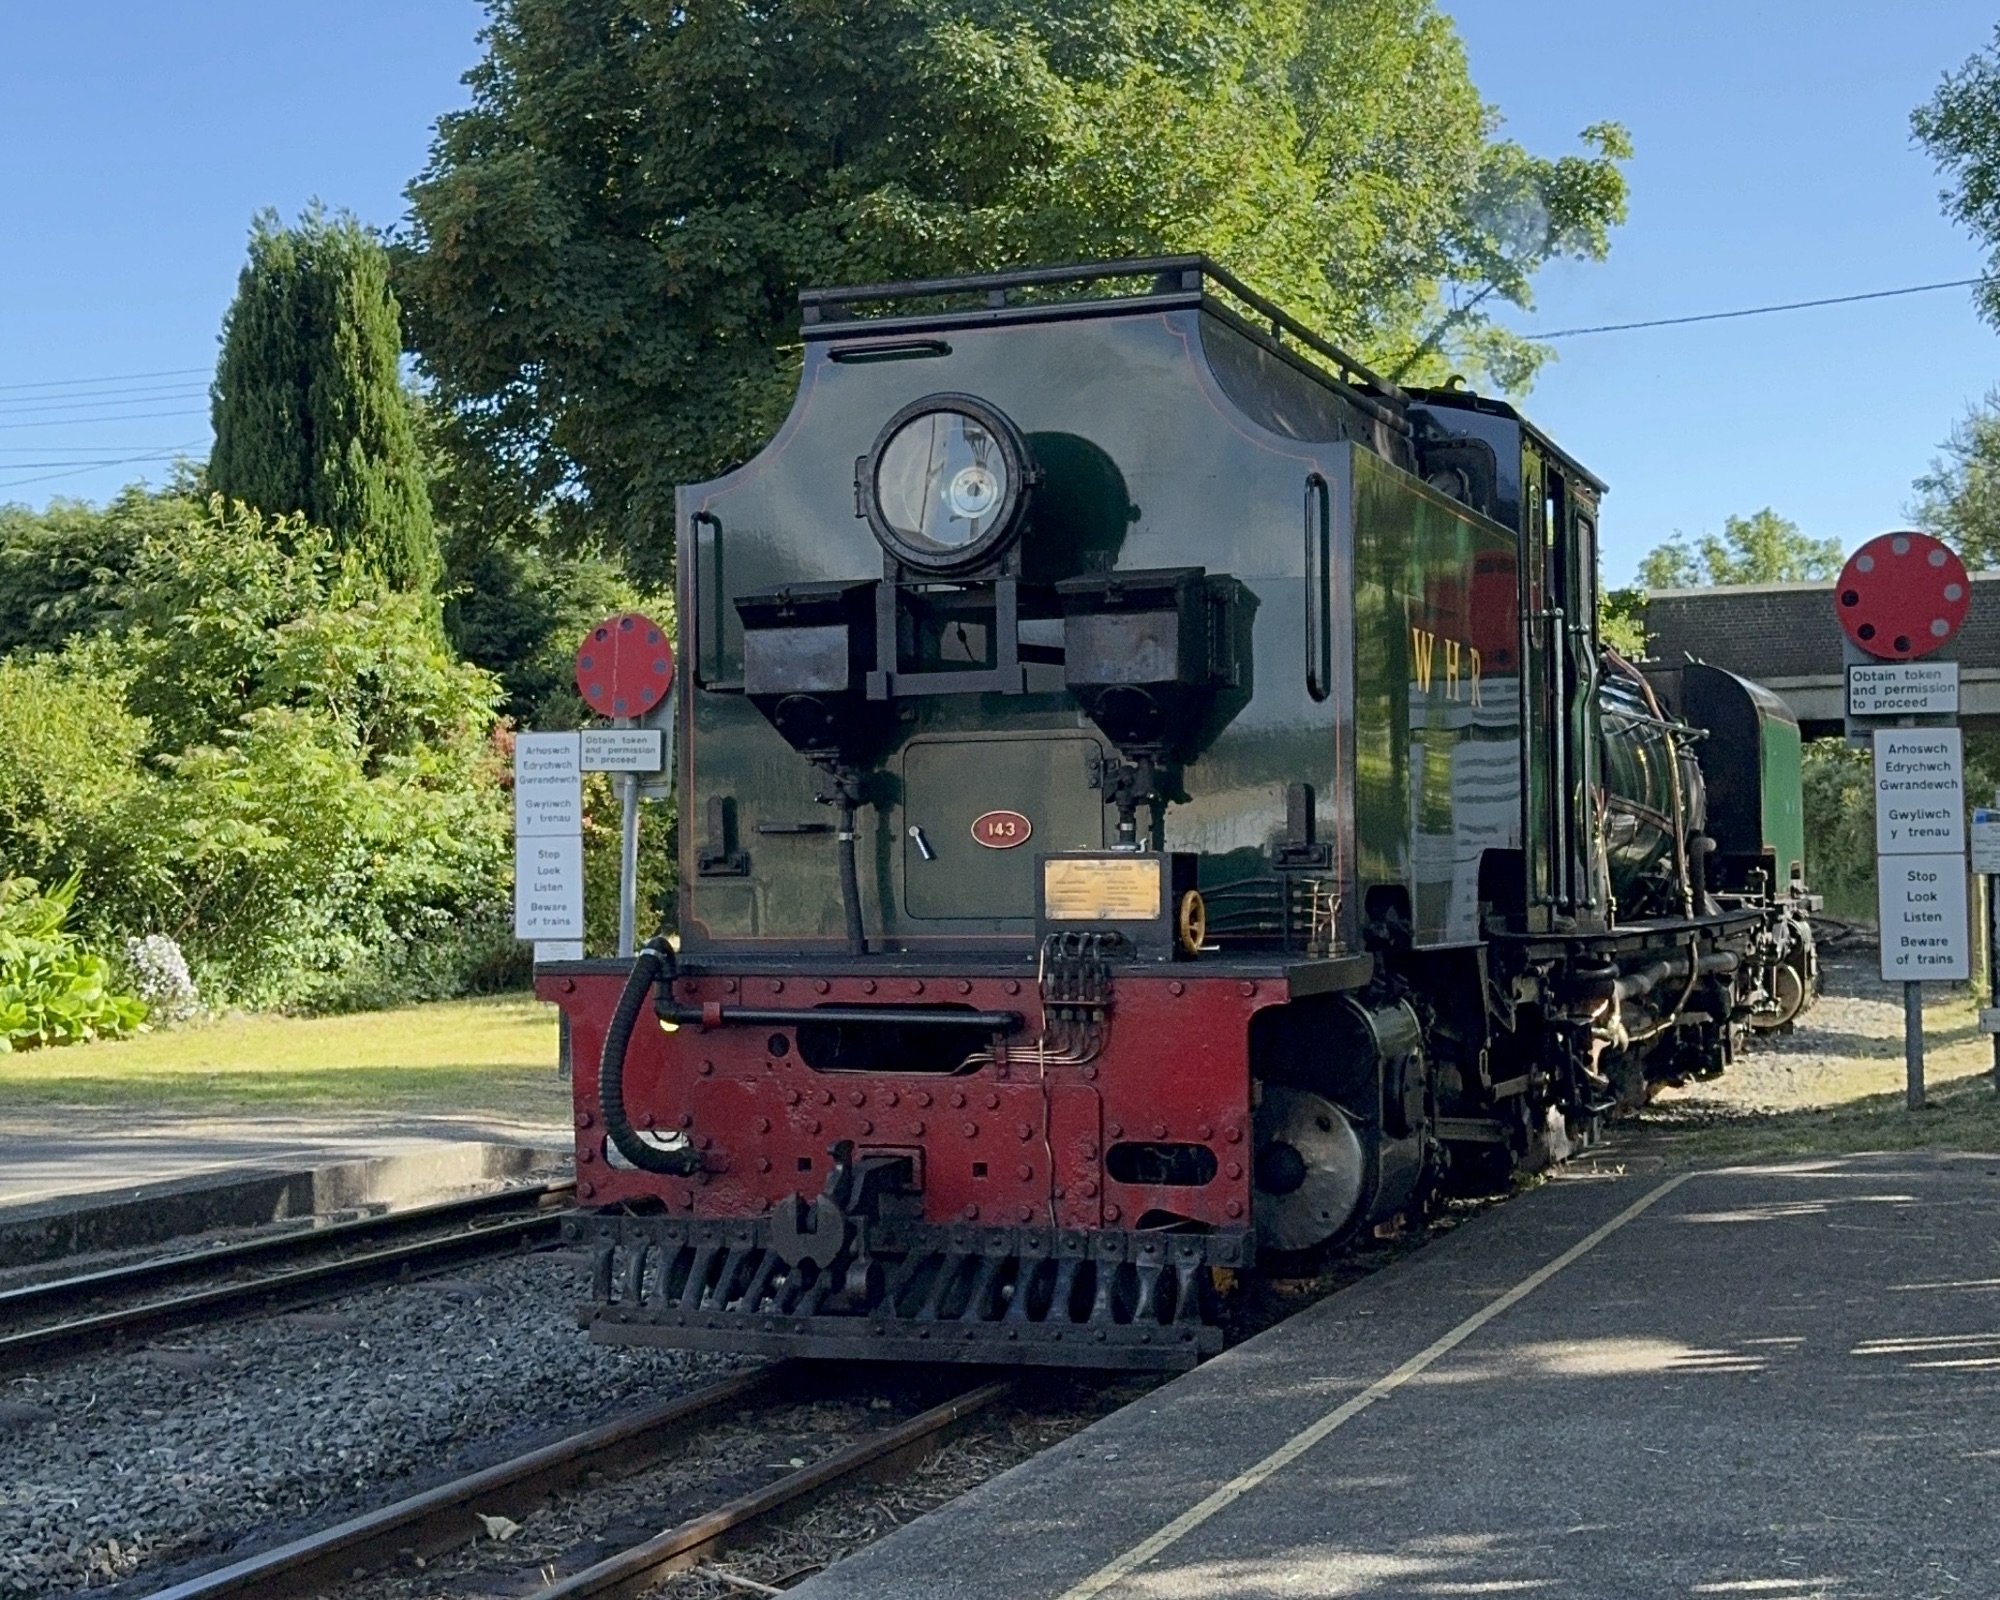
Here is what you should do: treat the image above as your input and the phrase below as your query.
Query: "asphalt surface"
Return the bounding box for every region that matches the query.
[793,1152,2000,1600]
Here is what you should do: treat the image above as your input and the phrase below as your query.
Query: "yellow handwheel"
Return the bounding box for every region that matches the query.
[1176,889,1207,955]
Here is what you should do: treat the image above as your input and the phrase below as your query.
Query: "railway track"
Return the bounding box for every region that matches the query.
[0,1178,574,1374]
[137,1364,1011,1600]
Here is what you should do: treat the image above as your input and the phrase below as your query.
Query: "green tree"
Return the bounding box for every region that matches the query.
[1598,585,1647,656]
[1637,509,1842,589]
[1912,391,2000,569]
[1916,30,2000,331]
[397,0,1629,577]
[210,208,441,591]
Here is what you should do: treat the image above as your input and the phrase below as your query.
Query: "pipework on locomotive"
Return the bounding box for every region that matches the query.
[539,257,1818,1370]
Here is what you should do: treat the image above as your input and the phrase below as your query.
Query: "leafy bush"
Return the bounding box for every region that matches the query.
[0,493,513,1010]
[1801,739,1877,921]
[0,876,146,1050]
[0,639,151,889]
[580,770,677,954]
[0,480,196,656]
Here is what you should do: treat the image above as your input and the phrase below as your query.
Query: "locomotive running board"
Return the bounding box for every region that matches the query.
[567,1214,1243,1371]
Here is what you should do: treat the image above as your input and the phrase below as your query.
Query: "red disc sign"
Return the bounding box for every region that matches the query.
[575,613,674,718]
[1834,532,1970,661]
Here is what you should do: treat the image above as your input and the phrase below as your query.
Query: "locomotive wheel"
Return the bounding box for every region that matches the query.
[1252,1084,1365,1257]
[1749,958,1808,1032]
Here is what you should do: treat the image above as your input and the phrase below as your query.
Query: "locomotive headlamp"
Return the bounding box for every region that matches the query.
[863,394,1035,573]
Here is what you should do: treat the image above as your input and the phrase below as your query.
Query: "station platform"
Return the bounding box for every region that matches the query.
[795,1151,2000,1600]
[0,1114,569,1267]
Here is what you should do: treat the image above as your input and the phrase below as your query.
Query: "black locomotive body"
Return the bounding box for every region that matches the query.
[541,258,1816,1370]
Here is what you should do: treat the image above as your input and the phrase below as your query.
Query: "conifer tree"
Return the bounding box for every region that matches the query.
[210,208,439,591]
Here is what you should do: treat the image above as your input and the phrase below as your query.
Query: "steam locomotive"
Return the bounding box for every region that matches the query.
[539,258,1817,1371]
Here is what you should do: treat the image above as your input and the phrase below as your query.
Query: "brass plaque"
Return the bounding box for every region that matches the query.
[1042,857,1161,921]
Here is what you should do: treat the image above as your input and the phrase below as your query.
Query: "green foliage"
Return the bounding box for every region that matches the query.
[580,772,678,953]
[1598,585,1647,656]
[1638,509,1843,590]
[1911,390,2000,569]
[0,483,196,655]
[1915,31,2000,333]
[444,536,662,727]
[0,492,515,1010]
[397,0,1628,577]
[210,207,441,592]
[1800,739,1876,921]
[0,642,151,888]
[1798,735,2000,924]
[0,876,147,1051]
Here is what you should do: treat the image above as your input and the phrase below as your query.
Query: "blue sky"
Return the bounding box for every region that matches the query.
[2,2,1997,584]
[0,2,484,505]
[1442,0,2000,580]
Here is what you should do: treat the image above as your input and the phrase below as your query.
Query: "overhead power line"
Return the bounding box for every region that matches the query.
[1524,277,1991,339]
[0,388,211,418]
[0,408,210,432]
[0,443,206,493]
[0,444,202,455]
[0,366,209,394]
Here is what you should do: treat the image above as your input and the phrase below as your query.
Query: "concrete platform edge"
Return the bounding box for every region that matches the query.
[0,1142,568,1268]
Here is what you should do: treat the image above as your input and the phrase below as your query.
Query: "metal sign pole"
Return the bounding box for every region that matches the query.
[1973,799,2000,1091]
[1906,981,1925,1109]
[1991,871,2000,1090]
[572,611,675,961]
[619,763,641,959]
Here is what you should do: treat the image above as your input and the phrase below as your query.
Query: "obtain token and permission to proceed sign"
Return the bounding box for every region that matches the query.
[1873,728,1964,855]
[581,727,665,772]
[1848,660,1958,717]
[1878,853,1970,981]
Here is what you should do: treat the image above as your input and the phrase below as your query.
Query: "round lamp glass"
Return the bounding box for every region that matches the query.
[873,410,1014,557]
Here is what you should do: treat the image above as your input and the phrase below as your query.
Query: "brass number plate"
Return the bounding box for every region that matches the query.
[1042,858,1161,921]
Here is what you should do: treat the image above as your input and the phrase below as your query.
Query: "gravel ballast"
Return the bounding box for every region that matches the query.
[0,1250,739,1596]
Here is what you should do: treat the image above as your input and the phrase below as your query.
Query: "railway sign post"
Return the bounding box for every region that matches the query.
[1836,531,1973,1109]
[575,613,675,958]
[513,731,585,955]
[1976,800,2000,1087]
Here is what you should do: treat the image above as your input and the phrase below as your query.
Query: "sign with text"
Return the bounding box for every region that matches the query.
[1848,660,1959,717]
[1974,808,2000,876]
[514,833,585,940]
[1873,728,1964,855]
[1878,852,1970,981]
[581,727,664,772]
[514,732,582,836]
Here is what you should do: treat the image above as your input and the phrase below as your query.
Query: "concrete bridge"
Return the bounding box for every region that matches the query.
[1640,574,2000,737]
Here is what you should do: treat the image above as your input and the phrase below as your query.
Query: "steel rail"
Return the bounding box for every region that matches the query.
[0,1178,574,1315]
[0,1196,571,1375]
[136,1368,779,1600]
[540,1380,1012,1599]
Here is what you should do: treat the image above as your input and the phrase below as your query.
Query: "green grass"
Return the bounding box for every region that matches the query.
[1639,1068,2000,1166]
[0,994,566,1122]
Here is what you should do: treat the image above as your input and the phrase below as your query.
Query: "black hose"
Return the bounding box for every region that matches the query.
[599,936,704,1176]
[836,794,867,956]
